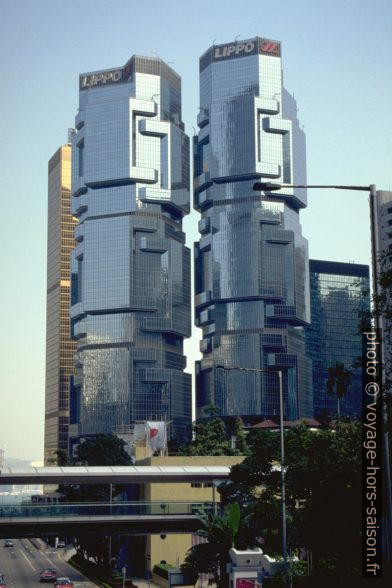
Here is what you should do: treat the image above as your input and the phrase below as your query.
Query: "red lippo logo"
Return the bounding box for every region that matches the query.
[260,41,280,56]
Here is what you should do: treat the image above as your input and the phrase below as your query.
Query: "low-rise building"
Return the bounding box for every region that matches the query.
[125,454,243,578]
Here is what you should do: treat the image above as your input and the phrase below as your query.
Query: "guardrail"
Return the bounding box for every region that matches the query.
[0,501,214,520]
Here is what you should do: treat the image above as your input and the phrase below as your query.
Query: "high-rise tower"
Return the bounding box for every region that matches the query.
[70,56,191,440]
[306,259,370,419]
[45,144,77,463]
[194,37,312,420]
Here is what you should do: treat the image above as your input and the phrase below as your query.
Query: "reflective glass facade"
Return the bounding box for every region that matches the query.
[195,38,313,420]
[306,260,370,419]
[70,56,191,440]
[45,145,77,464]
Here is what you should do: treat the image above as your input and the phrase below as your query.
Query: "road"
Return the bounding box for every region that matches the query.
[0,538,97,587]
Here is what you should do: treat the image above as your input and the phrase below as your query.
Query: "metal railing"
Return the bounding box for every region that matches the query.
[0,501,213,520]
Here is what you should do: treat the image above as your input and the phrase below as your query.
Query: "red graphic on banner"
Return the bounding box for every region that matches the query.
[260,41,280,56]
[149,428,158,438]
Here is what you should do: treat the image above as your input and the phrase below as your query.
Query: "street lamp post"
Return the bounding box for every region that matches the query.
[216,364,288,582]
[253,180,392,560]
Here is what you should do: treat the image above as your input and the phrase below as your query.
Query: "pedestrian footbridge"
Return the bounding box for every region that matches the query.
[0,501,215,538]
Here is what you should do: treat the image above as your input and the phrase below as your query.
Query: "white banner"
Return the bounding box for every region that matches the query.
[146,421,167,454]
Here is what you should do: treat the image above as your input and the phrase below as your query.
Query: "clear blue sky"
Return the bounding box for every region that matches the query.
[0,0,391,460]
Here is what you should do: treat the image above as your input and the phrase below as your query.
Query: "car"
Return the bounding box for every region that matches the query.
[3,540,13,548]
[56,540,66,548]
[54,579,73,587]
[39,569,57,582]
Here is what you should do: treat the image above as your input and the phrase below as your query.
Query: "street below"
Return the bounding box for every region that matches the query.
[0,537,96,587]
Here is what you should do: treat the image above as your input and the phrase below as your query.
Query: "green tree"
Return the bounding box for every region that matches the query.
[220,423,363,579]
[74,434,132,467]
[47,448,72,466]
[58,434,132,571]
[181,503,258,588]
[60,434,132,502]
[231,418,250,456]
[178,417,249,456]
[179,418,231,456]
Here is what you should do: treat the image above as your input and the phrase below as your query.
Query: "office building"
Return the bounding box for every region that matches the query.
[70,56,191,441]
[306,260,370,419]
[194,37,313,421]
[44,144,77,464]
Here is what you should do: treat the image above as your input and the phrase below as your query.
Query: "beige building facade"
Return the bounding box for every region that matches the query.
[134,455,244,575]
[44,145,77,464]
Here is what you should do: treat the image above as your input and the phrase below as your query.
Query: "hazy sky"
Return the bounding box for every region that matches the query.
[0,0,391,460]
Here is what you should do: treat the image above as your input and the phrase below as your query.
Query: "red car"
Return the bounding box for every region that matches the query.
[54,579,73,588]
[39,569,57,582]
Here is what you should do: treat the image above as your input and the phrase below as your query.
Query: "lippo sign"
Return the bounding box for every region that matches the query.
[214,41,256,59]
[212,38,280,62]
[80,68,123,90]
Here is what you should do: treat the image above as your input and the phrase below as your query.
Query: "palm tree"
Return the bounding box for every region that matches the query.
[181,503,256,588]
[327,362,352,417]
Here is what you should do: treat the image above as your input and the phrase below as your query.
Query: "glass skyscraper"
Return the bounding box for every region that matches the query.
[70,56,191,440]
[194,37,313,421]
[306,260,370,419]
[45,144,77,463]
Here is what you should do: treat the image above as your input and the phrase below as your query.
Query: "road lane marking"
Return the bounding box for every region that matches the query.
[42,551,55,565]
[19,547,36,571]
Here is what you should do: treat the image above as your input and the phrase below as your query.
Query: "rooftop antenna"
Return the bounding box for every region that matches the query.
[234,34,241,41]
[67,128,76,144]
[212,38,216,45]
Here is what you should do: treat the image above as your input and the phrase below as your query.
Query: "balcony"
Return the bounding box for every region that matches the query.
[194,172,212,193]
[138,186,171,202]
[198,217,210,235]
[72,242,84,260]
[75,111,85,130]
[139,368,171,383]
[73,319,87,339]
[255,162,281,179]
[262,117,291,134]
[71,193,88,216]
[197,109,209,128]
[129,167,158,184]
[255,97,280,115]
[70,302,84,320]
[72,177,87,198]
[195,291,212,308]
[199,233,212,251]
[267,353,296,368]
[200,338,212,353]
[139,236,168,253]
[139,119,169,137]
[74,223,84,242]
